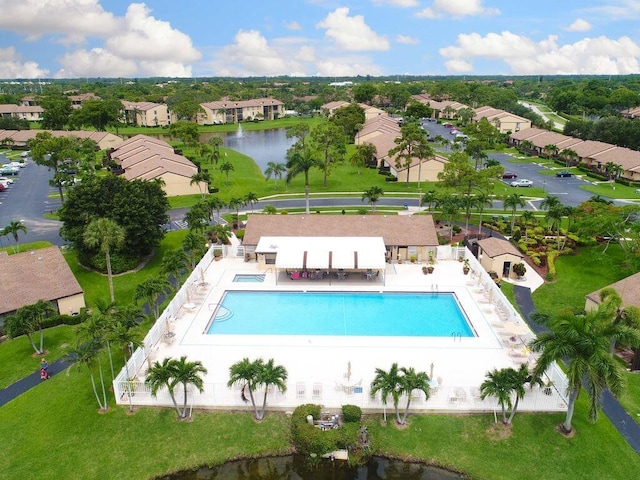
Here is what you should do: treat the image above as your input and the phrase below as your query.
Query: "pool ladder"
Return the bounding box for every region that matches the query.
[451,332,462,342]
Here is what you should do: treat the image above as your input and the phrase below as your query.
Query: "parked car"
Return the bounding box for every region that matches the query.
[502,172,518,179]
[455,133,469,141]
[511,179,533,187]
[8,161,26,168]
[0,166,19,175]
[555,170,573,177]
[0,176,14,184]
[21,150,30,157]
[443,122,453,128]
[0,183,6,192]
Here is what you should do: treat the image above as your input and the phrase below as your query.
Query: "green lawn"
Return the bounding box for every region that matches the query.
[580,182,640,200]
[619,372,640,424]
[532,245,630,316]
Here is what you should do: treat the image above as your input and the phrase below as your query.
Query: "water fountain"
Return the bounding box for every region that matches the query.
[236,123,243,138]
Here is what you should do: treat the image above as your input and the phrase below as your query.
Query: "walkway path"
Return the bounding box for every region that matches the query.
[513,284,640,455]
[0,355,71,408]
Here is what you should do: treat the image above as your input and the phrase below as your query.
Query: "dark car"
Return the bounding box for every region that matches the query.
[555,170,573,177]
[502,172,518,179]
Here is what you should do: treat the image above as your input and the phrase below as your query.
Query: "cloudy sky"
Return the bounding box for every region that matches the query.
[0,0,639,79]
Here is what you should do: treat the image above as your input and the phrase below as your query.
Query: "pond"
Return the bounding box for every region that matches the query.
[157,455,466,480]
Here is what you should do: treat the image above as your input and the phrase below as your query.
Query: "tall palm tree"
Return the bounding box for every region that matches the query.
[146,358,181,418]
[421,190,437,211]
[182,231,206,269]
[228,197,245,220]
[219,161,234,185]
[244,192,259,213]
[256,358,288,421]
[559,148,578,168]
[205,196,226,224]
[530,307,640,433]
[134,276,170,319]
[5,220,27,254]
[207,135,223,167]
[264,161,286,190]
[228,357,262,420]
[172,356,208,419]
[206,224,232,245]
[398,367,431,425]
[69,339,109,412]
[190,171,210,199]
[503,193,526,232]
[83,217,125,303]
[161,249,189,291]
[5,301,53,356]
[480,365,532,425]
[362,186,384,212]
[370,362,403,425]
[474,192,493,235]
[108,321,143,412]
[183,204,208,233]
[286,149,319,215]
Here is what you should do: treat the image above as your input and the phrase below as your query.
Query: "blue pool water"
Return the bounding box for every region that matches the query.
[233,274,266,283]
[207,291,473,337]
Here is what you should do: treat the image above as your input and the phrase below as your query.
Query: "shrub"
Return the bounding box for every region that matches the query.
[452,225,461,234]
[342,404,362,423]
[79,250,139,274]
[513,262,527,277]
[235,229,245,240]
[384,176,398,182]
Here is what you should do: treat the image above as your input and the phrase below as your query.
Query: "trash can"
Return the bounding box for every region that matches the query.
[403,202,408,210]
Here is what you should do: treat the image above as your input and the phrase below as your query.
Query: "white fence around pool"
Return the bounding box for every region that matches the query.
[114,244,569,414]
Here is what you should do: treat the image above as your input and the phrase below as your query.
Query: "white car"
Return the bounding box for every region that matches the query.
[7,161,26,168]
[21,150,30,158]
[511,179,533,187]
[0,176,14,184]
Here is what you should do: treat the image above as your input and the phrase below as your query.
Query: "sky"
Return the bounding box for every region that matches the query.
[0,0,639,79]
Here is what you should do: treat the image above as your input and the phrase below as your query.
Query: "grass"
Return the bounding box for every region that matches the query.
[580,182,640,200]
[0,241,54,255]
[619,372,640,424]
[0,325,75,389]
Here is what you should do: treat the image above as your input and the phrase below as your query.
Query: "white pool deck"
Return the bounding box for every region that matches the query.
[114,246,568,414]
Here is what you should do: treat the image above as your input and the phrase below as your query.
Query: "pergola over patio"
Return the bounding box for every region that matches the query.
[255,236,387,282]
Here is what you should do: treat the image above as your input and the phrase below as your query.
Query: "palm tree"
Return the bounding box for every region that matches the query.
[559,148,579,167]
[190,171,210,199]
[480,365,531,425]
[362,186,384,212]
[370,362,403,425]
[264,161,286,190]
[520,210,535,239]
[228,197,245,220]
[350,142,377,175]
[69,339,109,412]
[475,192,493,235]
[161,249,189,291]
[4,301,54,356]
[29,300,56,356]
[421,190,437,211]
[146,357,181,418]
[183,204,208,233]
[228,357,262,420]
[5,220,27,254]
[134,276,170,319]
[398,367,431,425]
[219,161,234,185]
[207,135,223,167]
[172,356,208,419]
[540,194,562,212]
[108,320,142,412]
[503,193,525,232]
[435,194,461,241]
[286,149,319,215]
[256,358,287,421]
[244,192,259,213]
[206,224,232,245]
[530,307,640,433]
[182,231,206,269]
[83,218,125,303]
[205,196,226,224]
[263,205,277,215]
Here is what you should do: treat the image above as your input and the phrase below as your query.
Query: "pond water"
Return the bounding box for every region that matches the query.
[157,455,466,480]
[213,128,295,173]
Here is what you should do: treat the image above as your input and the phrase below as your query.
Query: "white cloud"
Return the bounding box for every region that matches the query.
[105,4,200,63]
[440,31,640,75]
[566,18,592,32]
[416,0,500,19]
[316,7,390,52]
[314,58,384,76]
[373,0,419,7]
[0,47,49,78]
[396,34,419,45]
[585,0,640,20]
[211,30,307,76]
[444,59,473,73]
[55,48,137,78]
[284,21,302,30]
[0,0,117,43]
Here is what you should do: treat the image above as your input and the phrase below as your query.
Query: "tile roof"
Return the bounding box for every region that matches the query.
[243,214,439,247]
[0,247,83,315]
[585,272,640,309]
[201,98,284,110]
[477,237,523,258]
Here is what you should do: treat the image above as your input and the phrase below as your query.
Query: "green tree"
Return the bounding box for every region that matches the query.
[5,220,27,254]
[362,186,384,211]
[503,193,526,232]
[480,365,531,425]
[286,149,320,214]
[134,276,170,319]
[350,142,377,175]
[421,190,438,211]
[182,231,207,269]
[228,357,262,420]
[329,103,365,139]
[5,300,55,355]
[83,218,125,303]
[219,161,234,185]
[228,197,245,219]
[352,83,377,104]
[69,98,122,131]
[474,192,493,235]
[256,358,288,421]
[398,366,431,425]
[389,121,431,188]
[530,307,640,433]
[370,362,403,425]
[190,171,210,199]
[559,148,579,167]
[206,223,232,245]
[184,203,209,233]
[146,357,182,418]
[69,339,109,412]
[264,161,287,191]
[39,94,72,130]
[207,135,224,167]
[244,192,259,212]
[161,249,189,291]
[205,196,226,223]
[309,122,347,188]
[169,121,199,147]
[172,356,208,419]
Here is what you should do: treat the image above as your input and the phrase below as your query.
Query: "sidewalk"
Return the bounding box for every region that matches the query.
[0,355,71,408]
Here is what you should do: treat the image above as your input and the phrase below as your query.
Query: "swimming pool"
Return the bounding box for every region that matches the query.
[233,274,266,283]
[207,291,474,337]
